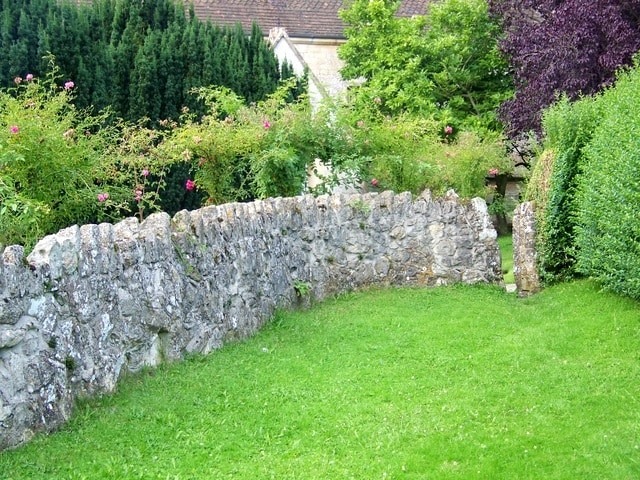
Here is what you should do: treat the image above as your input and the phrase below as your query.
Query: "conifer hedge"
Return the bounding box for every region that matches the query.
[0,0,295,123]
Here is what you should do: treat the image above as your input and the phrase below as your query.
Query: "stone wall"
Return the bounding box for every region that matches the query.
[512,201,540,296]
[0,190,502,450]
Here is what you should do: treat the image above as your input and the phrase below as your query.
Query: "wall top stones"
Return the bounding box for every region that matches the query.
[0,190,501,450]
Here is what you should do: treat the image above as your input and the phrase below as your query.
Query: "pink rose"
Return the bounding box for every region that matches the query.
[64,81,75,90]
[444,125,453,135]
[10,126,19,134]
[185,179,195,191]
[371,178,379,187]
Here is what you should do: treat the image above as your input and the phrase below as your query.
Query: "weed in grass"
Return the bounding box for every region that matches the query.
[1,280,639,479]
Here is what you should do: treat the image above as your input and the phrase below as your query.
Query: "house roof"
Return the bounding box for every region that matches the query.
[191,0,430,39]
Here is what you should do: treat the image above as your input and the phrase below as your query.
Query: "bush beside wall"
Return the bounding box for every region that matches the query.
[575,64,640,300]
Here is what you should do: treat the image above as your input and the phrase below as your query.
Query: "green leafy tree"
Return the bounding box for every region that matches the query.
[339,0,511,131]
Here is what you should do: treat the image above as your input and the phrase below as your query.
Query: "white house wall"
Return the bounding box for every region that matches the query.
[293,39,348,98]
[271,30,347,108]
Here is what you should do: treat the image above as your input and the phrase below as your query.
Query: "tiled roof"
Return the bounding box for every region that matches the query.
[192,0,431,39]
[70,0,430,39]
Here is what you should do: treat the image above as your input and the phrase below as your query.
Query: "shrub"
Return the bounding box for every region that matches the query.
[536,95,600,283]
[574,62,640,299]
[164,81,332,204]
[0,71,119,249]
[0,66,185,250]
[523,148,555,243]
[524,149,555,211]
[368,127,512,199]
[101,120,181,221]
[163,87,262,205]
[432,131,512,198]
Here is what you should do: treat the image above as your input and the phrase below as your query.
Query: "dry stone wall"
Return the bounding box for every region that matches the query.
[0,190,501,450]
[512,201,541,296]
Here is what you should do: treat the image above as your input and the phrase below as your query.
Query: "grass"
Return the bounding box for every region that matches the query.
[2,280,640,479]
[498,235,514,284]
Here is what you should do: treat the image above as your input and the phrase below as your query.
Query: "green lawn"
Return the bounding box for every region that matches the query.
[2,281,639,479]
[498,235,514,284]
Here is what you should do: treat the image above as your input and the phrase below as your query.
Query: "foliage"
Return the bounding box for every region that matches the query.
[0,68,179,250]
[574,61,640,299]
[0,68,112,249]
[489,0,640,136]
[431,131,512,198]
[161,81,330,204]
[2,281,640,478]
[251,82,321,199]
[100,120,179,222]
[339,0,512,132]
[535,95,600,283]
[0,0,295,124]
[366,125,512,199]
[0,65,512,252]
[523,149,554,211]
[523,148,554,245]
[164,87,262,205]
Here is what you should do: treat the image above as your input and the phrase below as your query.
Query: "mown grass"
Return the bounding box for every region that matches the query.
[2,280,639,479]
[498,235,514,284]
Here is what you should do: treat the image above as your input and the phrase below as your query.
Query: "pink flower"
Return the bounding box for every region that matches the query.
[263,120,271,129]
[64,81,75,90]
[97,193,109,202]
[10,126,19,134]
[185,179,195,191]
[489,168,499,176]
[142,169,149,177]
[371,178,379,187]
[444,125,453,135]
[14,77,22,84]
[25,74,33,82]
[357,120,365,127]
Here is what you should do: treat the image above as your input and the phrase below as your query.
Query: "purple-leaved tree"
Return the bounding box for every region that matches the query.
[489,0,640,136]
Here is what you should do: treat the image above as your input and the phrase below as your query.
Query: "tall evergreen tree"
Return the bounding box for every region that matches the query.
[130,29,162,121]
[0,0,298,123]
[160,14,186,120]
